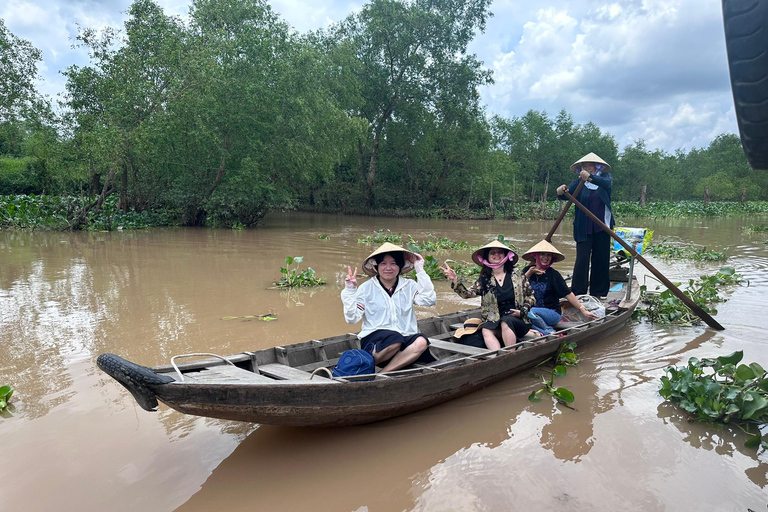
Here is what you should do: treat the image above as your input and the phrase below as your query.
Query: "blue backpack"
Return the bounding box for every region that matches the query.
[332,349,376,378]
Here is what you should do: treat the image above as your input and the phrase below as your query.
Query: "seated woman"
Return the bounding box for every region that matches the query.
[341,242,436,373]
[521,240,599,334]
[440,240,536,350]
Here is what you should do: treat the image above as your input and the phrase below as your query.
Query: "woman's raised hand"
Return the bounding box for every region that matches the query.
[345,266,358,287]
[413,253,425,273]
[579,170,591,182]
[439,261,457,283]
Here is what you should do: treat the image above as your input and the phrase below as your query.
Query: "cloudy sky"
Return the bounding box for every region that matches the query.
[1,0,737,153]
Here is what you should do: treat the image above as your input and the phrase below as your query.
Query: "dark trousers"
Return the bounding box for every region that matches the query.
[572,230,611,297]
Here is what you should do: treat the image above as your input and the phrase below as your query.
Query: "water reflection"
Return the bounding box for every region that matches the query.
[657,402,768,488]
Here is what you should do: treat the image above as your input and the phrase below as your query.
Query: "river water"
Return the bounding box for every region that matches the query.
[1,212,767,511]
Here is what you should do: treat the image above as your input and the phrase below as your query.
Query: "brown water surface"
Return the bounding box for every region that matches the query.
[2,213,768,511]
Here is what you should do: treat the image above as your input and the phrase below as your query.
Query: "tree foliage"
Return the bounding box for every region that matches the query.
[0,0,767,230]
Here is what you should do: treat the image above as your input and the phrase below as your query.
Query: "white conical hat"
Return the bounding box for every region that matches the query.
[570,152,611,172]
[361,242,416,276]
[521,240,566,263]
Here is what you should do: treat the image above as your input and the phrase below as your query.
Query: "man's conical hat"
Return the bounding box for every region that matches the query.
[361,242,416,276]
[521,239,566,263]
[570,152,611,173]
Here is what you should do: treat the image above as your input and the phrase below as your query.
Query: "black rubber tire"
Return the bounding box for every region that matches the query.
[723,0,768,170]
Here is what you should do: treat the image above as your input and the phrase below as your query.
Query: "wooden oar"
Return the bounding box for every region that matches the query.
[545,180,585,242]
[561,189,725,330]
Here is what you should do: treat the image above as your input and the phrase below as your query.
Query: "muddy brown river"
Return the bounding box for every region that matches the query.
[1,212,767,511]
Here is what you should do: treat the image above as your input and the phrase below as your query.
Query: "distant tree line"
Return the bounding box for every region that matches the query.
[1,0,766,228]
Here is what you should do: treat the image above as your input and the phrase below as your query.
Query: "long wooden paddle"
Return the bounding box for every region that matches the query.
[561,189,725,330]
[545,180,585,242]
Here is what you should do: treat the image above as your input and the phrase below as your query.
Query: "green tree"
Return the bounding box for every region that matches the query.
[334,0,493,209]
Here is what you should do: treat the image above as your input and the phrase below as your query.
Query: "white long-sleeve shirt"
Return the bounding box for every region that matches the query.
[341,272,437,339]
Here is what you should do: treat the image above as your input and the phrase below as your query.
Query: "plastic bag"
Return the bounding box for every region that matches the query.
[576,295,605,318]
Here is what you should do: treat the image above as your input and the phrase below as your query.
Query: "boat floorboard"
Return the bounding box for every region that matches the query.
[179,365,275,384]
[259,363,338,383]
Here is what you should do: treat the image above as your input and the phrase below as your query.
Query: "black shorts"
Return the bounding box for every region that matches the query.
[482,315,530,338]
[360,329,434,364]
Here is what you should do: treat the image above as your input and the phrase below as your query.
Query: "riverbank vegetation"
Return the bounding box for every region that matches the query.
[3,1,768,231]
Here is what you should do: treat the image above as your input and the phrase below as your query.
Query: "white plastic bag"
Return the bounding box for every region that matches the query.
[576,294,605,318]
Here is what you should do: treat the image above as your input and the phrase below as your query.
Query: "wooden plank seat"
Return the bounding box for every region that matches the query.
[181,364,275,384]
[258,363,338,383]
[428,338,491,356]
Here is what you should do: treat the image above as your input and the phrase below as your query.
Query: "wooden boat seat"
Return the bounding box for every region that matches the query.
[181,364,275,384]
[428,339,491,356]
[258,363,338,383]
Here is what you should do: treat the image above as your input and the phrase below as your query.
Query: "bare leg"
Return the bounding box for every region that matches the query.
[482,327,502,350]
[379,336,428,373]
[500,322,518,347]
[373,343,402,367]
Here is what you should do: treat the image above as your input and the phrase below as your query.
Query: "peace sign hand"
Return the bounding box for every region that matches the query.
[439,261,457,284]
[345,266,358,288]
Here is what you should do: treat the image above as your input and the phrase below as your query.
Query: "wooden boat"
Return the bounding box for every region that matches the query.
[97,278,640,427]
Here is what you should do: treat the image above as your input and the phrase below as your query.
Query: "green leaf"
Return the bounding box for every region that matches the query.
[717,351,743,366]
[285,256,294,265]
[735,364,756,381]
[741,393,768,420]
[0,385,11,399]
[293,256,303,264]
[552,365,567,378]
[744,433,762,448]
[528,390,543,403]
[554,387,575,403]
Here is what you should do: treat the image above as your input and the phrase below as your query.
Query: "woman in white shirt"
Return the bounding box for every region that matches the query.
[341,242,436,372]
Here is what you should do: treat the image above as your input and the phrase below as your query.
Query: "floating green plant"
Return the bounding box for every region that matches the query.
[0,385,13,411]
[633,267,743,325]
[741,224,768,234]
[529,343,578,405]
[317,234,329,240]
[660,351,768,450]
[274,257,326,288]
[647,240,729,261]
[357,230,403,244]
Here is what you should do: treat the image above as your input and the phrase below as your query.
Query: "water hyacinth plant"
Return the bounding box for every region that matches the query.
[741,224,768,234]
[274,256,326,288]
[0,385,13,411]
[633,267,743,325]
[529,343,579,405]
[357,229,403,244]
[647,240,729,261]
[659,351,768,450]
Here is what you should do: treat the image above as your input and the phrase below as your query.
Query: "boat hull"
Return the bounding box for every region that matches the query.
[153,307,632,426]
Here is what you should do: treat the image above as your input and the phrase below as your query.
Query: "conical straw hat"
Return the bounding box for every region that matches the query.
[361,242,416,276]
[521,240,566,263]
[453,318,484,338]
[471,240,518,267]
[570,152,611,173]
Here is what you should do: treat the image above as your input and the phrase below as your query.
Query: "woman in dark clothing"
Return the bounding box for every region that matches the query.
[440,240,536,349]
[521,240,599,334]
[556,152,614,297]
